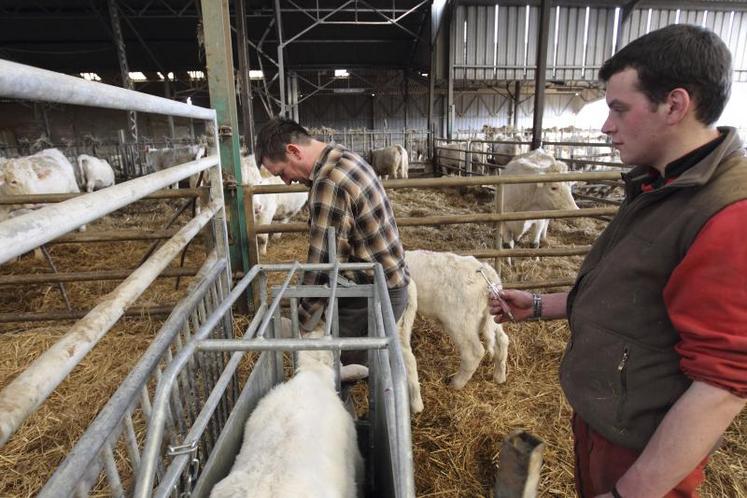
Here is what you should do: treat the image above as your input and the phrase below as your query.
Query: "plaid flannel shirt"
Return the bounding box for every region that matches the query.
[299,144,409,330]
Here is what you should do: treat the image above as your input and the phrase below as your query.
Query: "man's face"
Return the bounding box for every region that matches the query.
[262,144,310,185]
[602,68,669,168]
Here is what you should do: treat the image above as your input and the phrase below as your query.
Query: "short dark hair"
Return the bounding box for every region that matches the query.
[255,117,312,163]
[599,24,731,125]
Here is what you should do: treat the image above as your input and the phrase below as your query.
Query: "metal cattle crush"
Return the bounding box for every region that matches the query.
[0,59,414,497]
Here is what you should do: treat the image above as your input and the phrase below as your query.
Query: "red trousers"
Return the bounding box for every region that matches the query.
[572,414,708,497]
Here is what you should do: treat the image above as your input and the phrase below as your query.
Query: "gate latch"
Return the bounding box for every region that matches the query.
[218,125,233,138]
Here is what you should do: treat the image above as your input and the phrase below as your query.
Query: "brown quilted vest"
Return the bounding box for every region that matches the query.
[560,127,747,451]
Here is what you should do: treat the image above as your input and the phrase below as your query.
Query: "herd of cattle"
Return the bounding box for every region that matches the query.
[0,142,579,262]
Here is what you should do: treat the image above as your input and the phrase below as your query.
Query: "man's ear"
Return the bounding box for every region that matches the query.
[665,88,691,124]
[286,143,303,160]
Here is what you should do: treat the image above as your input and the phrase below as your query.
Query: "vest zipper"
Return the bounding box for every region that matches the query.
[615,347,630,429]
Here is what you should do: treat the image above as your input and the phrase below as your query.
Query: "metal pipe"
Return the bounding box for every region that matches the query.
[0,200,222,447]
[531,0,552,150]
[107,0,138,142]
[0,60,214,120]
[50,229,179,244]
[0,189,201,205]
[235,0,256,153]
[249,170,622,194]
[274,0,286,115]
[37,256,225,497]
[460,246,592,259]
[134,265,263,498]
[0,156,217,265]
[0,306,175,324]
[197,337,389,352]
[0,267,199,285]
[252,206,618,234]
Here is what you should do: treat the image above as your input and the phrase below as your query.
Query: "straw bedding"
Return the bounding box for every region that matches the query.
[0,189,744,497]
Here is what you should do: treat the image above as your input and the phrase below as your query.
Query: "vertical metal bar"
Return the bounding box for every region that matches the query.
[164,80,176,140]
[531,0,551,150]
[103,442,125,498]
[275,0,287,116]
[235,0,256,153]
[200,0,251,279]
[494,172,504,274]
[447,3,456,139]
[513,80,521,128]
[107,0,138,143]
[403,70,409,130]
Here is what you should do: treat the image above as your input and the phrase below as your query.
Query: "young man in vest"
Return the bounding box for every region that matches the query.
[489,24,746,497]
[255,118,410,359]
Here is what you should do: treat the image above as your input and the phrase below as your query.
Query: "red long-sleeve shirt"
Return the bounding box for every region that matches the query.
[664,199,747,398]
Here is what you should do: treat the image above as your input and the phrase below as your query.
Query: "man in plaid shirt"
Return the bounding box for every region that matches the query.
[255,117,410,351]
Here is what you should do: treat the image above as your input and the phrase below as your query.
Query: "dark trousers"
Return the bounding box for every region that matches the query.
[572,413,707,498]
[338,285,409,365]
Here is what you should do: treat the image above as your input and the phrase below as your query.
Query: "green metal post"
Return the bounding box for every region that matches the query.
[200,0,251,279]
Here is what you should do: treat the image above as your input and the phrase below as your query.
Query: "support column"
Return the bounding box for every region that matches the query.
[200,0,253,278]
[274,0,287,116]
[164,80,176,140]
[531,0,551,150]
[403,70,409,130]
[428,44,436,159]
[512,80,521,129]
[447,6,455,140]
[107,0,138,143]
[235,0,256,152]
[290,72,300,121]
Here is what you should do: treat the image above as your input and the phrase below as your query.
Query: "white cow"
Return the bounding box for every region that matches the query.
[76,154,115,192]
[210,328,365,498]
[369,145,409,180]
[144,144,206,173]
[489,134,521,166]
[398,250,510,414]
[500,149,578,262]
[0,149,85,255]
[437,142,488,174]
[243,155,308,255]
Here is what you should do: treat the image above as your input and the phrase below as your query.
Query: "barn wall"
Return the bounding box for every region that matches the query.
[0,103,198,146]
[451,3,747,82]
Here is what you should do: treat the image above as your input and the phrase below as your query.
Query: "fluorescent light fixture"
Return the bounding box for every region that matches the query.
[249,70,264,79]
[331,88,366,94]
[421,72,428,77]
[334,69,350,78]
[157,71,175,80]
[80,72,101,81]
[129,71,147,81]
[188,70,205,80]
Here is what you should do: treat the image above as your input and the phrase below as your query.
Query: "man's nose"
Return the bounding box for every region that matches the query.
[601,115,614,135]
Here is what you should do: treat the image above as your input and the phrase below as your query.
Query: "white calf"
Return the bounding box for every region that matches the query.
[398,250,510,414]
[76,154,115,192]
[210,330,365,498]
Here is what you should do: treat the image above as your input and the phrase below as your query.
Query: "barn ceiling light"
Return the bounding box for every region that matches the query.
[188,70,206,80]
[80,72,101,81]
[129,72,147,81]
[157,72,175,81]
[334,69,350,78]
[249,70,264,79]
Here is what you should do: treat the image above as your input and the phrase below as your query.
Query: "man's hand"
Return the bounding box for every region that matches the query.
[488,289,535,323]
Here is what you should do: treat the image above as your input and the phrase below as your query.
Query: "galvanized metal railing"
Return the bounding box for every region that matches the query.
[129,260,415,498]
[0,59,231,449]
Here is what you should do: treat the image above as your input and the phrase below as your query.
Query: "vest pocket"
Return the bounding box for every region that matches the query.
[615,346,630,429]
